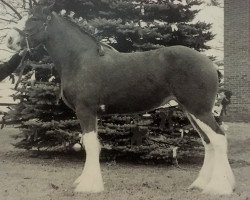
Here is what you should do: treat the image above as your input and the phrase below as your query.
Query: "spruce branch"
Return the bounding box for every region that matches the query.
[29,0,32,9]
[22,0,26,8]
[0,48,15,53]
[0,27,12,31]
[15,50,29,89]
[0,0,22,19]
[32,0,38,5]
[0,17,17,23]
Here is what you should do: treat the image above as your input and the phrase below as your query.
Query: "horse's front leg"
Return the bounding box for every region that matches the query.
[74,108,104,193]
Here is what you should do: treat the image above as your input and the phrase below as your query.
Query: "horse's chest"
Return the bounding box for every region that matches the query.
[61,74,102,107]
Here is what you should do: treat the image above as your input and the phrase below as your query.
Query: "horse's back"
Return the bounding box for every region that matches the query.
[65,45,218,115]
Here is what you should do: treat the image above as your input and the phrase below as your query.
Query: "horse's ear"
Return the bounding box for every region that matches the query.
[42,1,56,14]
[32,0,38,5]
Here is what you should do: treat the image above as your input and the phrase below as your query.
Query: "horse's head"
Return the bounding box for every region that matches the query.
[6,2,55,51]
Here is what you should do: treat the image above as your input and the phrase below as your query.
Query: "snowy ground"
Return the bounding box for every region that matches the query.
[0,79,16,104]
[0,123,249,200]
[0,79,17,119]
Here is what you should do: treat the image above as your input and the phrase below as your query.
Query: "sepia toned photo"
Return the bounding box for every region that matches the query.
[0,0,249,199]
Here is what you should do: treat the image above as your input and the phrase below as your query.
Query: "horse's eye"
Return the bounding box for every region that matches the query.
[30,18,39,22]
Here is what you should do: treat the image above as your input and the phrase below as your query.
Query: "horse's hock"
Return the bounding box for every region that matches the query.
[224,0,250,122]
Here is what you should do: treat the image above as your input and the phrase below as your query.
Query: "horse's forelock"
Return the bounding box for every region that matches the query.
[6,16,29,51]
[37,0,53,6]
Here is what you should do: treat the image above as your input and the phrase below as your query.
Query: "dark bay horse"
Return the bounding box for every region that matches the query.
[6,3,235,195]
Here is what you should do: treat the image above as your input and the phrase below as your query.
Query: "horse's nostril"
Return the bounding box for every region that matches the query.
[8,37,13,44]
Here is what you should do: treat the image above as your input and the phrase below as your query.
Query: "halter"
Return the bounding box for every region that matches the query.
[14,15,52,52]
[13,15,53,89]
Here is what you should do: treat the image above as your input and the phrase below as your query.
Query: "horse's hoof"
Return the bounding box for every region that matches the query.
[74,183,104,193]
[73,173,104,193]
[188,175,211,191]
[188,183,203,191]
[202,180,234,195]
[73,175,81,185]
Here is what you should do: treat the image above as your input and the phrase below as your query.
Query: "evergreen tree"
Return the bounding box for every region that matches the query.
[5,48,81,150]
[6,0,214,163]
[55,0,213,52]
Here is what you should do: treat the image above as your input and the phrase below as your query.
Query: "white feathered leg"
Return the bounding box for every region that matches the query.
[191,114,235,195]
[189,142,214,190]
[203,134,235,195]
[74,131,104,193]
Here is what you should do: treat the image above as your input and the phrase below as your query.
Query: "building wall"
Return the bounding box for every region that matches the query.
[224,0,250,122]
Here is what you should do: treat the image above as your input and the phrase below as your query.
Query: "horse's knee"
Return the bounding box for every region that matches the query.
[83,131,101,153]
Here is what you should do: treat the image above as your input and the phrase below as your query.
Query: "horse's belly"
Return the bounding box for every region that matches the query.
[100,87,171,115]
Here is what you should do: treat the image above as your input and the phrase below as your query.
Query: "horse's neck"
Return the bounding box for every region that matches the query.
[45,13,98,74]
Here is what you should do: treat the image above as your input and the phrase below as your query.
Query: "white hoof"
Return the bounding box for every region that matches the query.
[74,173,104,193]
[227,165,236,189]
[73,175,81,185]
[202,181,233,195]
[75,183,104,193]
[202,170,234,195]
[189,176,210,190]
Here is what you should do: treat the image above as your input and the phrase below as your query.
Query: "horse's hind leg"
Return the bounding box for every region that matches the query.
[74,108,104,193]
[186,113,214,190]
[186,112,235,195]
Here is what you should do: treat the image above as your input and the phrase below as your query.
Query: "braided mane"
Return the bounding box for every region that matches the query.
[61,15,116,54]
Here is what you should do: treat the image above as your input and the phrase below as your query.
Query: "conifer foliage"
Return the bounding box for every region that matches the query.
[6,51,80,150]
[6,0,214,163]
[56,0,213,52]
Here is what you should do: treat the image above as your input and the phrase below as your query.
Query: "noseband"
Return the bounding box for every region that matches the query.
[14,15,52,52]
[13,15,53,90]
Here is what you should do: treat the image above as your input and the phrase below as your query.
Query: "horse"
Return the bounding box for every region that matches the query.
[6,3,235,195]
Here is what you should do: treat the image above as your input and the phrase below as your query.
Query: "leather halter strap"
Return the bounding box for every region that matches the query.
[14,15,52,52]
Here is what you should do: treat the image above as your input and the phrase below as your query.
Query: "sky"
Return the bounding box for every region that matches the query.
[193,2,224,63]
[0,0,224,107]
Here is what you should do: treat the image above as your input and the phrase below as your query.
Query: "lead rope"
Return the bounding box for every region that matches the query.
[14,49,28,90]
[14,14,52,90]
[14,35,31,89]
[25,35,31,52]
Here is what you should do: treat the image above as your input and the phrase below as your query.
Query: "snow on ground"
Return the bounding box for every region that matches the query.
[0,78,17,115]
[0,79,15,103]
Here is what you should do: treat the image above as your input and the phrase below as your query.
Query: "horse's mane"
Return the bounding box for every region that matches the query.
[100,42,118,52]
[62,16,99,43]
[60,15,116,52]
